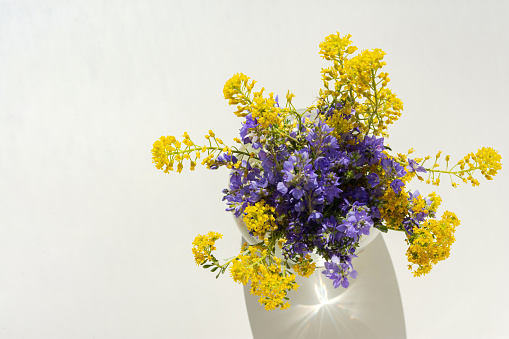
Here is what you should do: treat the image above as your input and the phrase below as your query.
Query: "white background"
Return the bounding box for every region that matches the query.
[1,0,508,338]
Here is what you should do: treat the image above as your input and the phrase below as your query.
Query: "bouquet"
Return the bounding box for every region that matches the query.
[152,32,502,311]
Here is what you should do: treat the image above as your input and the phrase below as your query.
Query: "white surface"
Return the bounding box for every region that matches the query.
[0,1,508,338]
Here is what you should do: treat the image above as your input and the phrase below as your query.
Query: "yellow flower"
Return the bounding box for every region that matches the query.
[191,231,223,265]
[223,73,255,117]
[379,188,410,231]
[317,32,402,138]
[475,147,502,180]
[406,211,460,277]
[293,254,316,278]
[242,200,278,238]
[230,245,298,311]
[319,32,356,61]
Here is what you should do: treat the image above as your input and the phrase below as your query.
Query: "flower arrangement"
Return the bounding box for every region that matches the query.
[152,32,502,311]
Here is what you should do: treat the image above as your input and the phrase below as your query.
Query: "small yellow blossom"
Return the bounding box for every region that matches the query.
[242,200,278,238]
[191,231,223,265]
[293,254,316,278]
[406,211,460,277]
[230,245,298,310]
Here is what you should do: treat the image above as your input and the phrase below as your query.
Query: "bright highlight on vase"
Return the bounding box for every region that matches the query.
[151,32,502,311]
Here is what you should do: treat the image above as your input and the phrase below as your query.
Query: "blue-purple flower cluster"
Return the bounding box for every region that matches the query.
[220,109,410,288]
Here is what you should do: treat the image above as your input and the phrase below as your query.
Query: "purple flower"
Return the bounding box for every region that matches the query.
[277,182,288,195]
[381,158,407,177]
[336,204,374,242]
[308,211,323,222]
[357,136,385,166]
[395,163,407,177]
[282,156,297,182]
[381,158,393,171]
[210,153,238,170]
[407,159,426,173]
[371,206,381,219]
[324,184,341,203]
[408,190,420,200]
[290,187,305,200]
[367,173,380,187]
[390,179,405,194]
[322,255,356,288]
[314,157,331,171]
[239,113,258,144]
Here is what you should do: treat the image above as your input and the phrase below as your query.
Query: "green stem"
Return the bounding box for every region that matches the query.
[167,146,253,158]
[426,167,480,175]
[272,126,302,145]
[364,69,379,136]
[393,158,480,175]
[237,86,253,105]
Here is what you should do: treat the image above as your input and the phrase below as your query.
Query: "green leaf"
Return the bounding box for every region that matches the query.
[211,267,218,272]
[203,264,212,269]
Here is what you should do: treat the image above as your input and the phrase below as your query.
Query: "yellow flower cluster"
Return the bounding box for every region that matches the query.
[223,72,290,129]
[191,231,223,265]
[371,88,403,136]
[152,135,181,173]
[151,130,243,173]
[379,188,410,231]
[151,133,200,173]
[318,32,357,61]
[223,73,256,117]
[427,192,442,213]
[475,147,503,179]
[406,211,460,277]
[411,192,441,216]
[292,254,316,278]
[344,48,387,99]
[410,196,426,214]
[379,171,442,232]
[323,105,354,135]
[242,200,278,238]
[230,245,298,310]
[407,147,502,187]
[457,147,502,185]
[250,89,283,129]
[317,32,403,138]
